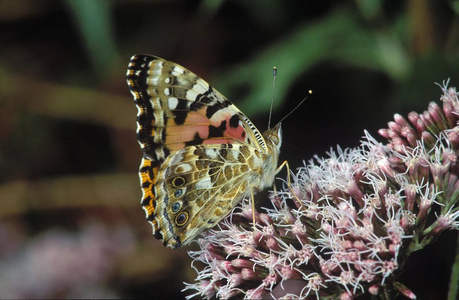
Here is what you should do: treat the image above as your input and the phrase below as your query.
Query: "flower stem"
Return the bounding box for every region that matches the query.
[448,231,459,300]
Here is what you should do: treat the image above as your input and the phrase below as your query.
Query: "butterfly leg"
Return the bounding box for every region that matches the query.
[250,187,256,231]
[275,160,289,183]
[271,160,287,195]
[275,160,303,208]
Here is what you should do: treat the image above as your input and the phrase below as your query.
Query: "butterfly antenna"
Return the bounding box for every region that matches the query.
[277,90,312,125]
[267,67,277,129]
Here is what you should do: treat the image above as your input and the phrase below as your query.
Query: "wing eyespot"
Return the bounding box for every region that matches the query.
[172,176,186,188]
[175,211,189,226]
[171,202,181,212]
[174,189,183,198]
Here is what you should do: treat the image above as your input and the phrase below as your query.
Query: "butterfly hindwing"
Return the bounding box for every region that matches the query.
[154,144,258,248]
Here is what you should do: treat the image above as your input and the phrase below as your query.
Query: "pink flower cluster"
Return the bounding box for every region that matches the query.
[0,223,134,298]
[184,82,459,299]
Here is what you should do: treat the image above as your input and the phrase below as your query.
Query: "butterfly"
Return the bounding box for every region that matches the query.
[126,54,282,249]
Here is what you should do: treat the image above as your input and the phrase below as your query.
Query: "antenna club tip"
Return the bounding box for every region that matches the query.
[308,90,312,94]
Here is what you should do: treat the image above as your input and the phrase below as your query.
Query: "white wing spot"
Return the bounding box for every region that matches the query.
[205,148,218,159]
[165,77,171,84]
[195,177,212,190]
[226,149,238,160]
[153,105,164,127]
[176,163,192,173]
[164,88,171,96]
[168,97,179,109]
[147,76,160,85]
[186,89,199,101]
[152,61,163,75]
[191,81,208,95]
[172,66,185,76]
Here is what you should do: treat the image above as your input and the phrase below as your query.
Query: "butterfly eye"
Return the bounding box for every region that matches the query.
[175,211,189,226]
[270,135,279,145]
[174,189,183,198]
[171,202,181,212]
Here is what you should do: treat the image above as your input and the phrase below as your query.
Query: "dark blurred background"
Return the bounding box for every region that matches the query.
[1,0,458,298]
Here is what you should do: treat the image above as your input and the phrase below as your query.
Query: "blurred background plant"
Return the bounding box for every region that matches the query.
[0,0,458,298]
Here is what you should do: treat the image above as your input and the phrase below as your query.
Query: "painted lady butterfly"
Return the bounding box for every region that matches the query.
[126,55,282,249]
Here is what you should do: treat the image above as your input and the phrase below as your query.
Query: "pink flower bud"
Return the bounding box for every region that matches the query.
[231,258,254,269]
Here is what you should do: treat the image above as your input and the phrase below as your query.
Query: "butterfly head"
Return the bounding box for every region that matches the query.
[263,122,282,154]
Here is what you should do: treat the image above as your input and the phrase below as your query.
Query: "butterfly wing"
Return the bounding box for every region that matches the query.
[144,143,261,248]
[126,55,269,248]
[127,55,264,155]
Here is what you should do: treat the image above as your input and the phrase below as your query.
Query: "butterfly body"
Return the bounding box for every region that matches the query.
[127,55,281,248]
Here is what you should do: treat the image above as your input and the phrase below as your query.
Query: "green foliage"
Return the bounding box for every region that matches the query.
[65,0,121,78]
